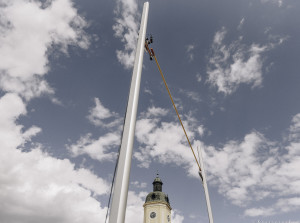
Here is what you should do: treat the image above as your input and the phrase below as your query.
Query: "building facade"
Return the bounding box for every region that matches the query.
[143,175,172,223]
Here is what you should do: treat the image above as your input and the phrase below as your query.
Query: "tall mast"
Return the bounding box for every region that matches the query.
[108,2,149,223]
[198,147,214,223]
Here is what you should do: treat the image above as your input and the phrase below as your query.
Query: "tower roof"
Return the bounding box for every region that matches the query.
[145,191,170,206]
[144,174,171,208]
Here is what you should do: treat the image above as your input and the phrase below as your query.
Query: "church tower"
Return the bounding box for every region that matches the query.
[143,174,172,223]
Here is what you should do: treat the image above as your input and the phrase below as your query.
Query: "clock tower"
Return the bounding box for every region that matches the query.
[143,174,172,223]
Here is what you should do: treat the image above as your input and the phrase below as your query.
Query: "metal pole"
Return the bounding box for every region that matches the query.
[198,147,214,223]
[108,2,149,223]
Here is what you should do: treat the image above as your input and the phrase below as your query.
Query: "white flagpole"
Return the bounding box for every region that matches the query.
[198,147,214,223]
[108,2,149,223]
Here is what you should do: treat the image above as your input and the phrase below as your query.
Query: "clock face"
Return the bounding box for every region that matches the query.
[150,212,156,218]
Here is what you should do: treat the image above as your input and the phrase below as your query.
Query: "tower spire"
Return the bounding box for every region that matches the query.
[153,173,163,192]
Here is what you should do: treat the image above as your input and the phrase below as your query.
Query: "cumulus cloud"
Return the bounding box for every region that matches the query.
[204,113,300,216]
[87,98,122,128]
[135,118,195,169]
[197,125,205,137]
[207,27,265,94]
[140,106,169,118]
[288,113,300,141]
[131,181,147,188]
[0,93,31,149]
[261,0,283,7]
[0,2,116,222]
[113,0,140,69]
[244,207,275,217]
[207,27,285,95]
[134,105,300,217]
[196,73,202,82]
[186,44,195,61]
[244,197,300,217]
[134,106,200,173]
[0,0,89,100]
[67,97,125,161]
[179,89,202,102]
[0,75,55,101]
[0,93,109,223]
[171,210,185,223]
[204,131,272,206]
[67,132,120,161]
[125,191,146,222]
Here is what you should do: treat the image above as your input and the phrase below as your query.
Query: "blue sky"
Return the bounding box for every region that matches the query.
[0,0,300,222]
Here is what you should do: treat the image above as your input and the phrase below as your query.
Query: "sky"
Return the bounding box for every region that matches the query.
[0,0,300,223]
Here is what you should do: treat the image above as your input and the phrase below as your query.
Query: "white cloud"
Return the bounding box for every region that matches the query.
[207,27,285,95]
[134,107,200,173]
[125,191,146,223]
[67,132,120,161]
[113,0,140,69]
[135,119,196,169]
[196,73,202,82]
[244,197,300,217]
[131,181,147,188]
[275,197,300,213]
[179,89,202,102]
[261,0,283,7]
[238,17,245,30]
[289,113,300,141]
[144,87,153,95]
[186,44,195,61]
[204,113,300,216]
[140,106,169,118]
[204,131,270,206]
[0,93,28,149]
[0,75,55,101]
[197,125,205,137]
[207,27,266,94]
[87,98,122,128]
[89,98,113,120]
[213,26,227,45]
[244,207,275,217]
[0,93,109,223]
[0,2,114,221]
[134,104,300,217]
[70,97,124,161]
[22,125,42,141]
[0,0,89,100]
[171,210,185,223]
